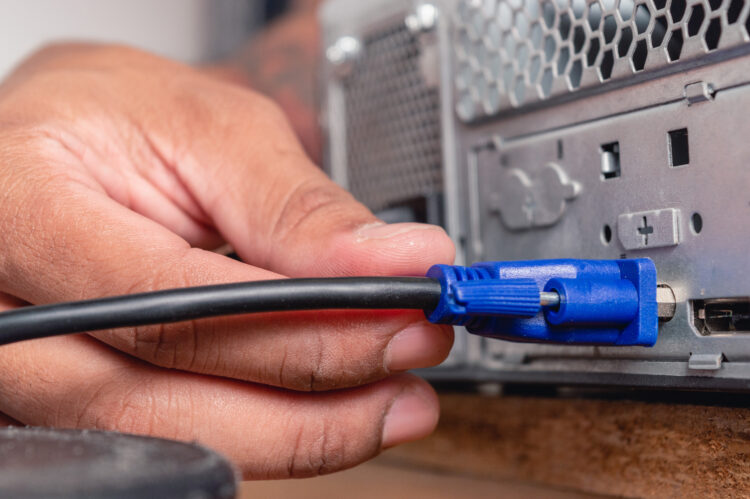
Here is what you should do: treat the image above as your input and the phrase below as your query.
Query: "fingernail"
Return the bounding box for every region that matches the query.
[385,323,453,372]
[355,222,443,243]
[381,384,439,449]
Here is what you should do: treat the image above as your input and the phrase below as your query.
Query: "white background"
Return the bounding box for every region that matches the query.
[0,0,259,78]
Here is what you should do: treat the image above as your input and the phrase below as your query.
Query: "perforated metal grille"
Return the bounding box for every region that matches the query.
[454,0,750,121]
[344,24,443,212]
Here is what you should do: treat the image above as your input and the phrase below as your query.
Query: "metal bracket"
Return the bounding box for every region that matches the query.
[688,353,724,371]
[683,81,716,106]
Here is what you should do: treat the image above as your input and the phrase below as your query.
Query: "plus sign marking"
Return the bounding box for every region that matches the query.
[637,216,654,246]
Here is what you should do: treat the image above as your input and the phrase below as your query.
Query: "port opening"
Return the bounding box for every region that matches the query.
[600,141,621,179]
[668,128,690,167]
[692,298,750,335]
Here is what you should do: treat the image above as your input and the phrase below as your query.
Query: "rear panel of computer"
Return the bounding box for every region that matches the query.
[320,0,750,390]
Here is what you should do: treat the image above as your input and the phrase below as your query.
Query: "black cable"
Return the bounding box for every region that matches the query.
[0,277,442,346]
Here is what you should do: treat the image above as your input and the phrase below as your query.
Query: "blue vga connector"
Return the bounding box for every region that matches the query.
[425,259,659,347]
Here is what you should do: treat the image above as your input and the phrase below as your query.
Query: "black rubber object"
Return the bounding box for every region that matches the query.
[0,426,236,498]
[0,277,442,346]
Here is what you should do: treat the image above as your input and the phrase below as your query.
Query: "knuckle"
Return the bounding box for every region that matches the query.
[274,332,333,392]
[117,251,207,371]
[251,93,287,121]
[286,420,347,478]
[273,323,389,392]
[30,42,158,67]
[74,377,159,436]
[131,320,201,371]
[270,342,321,392]
[307,331,327,392]
[74,376,191,441]
[271,178,355,245]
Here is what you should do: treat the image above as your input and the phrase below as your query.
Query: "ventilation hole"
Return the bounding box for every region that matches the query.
[544,34,556,62]
[588,2,603,30]
[559,12,572,40]
[513,76,526,106]
[529,55,542,82]
[498,2,513,30]
[691,213,703,234]
[687,5,705,36]
[600,141,621,179]
[603,15,618,43]
[705,17,722,50]
[653,0,667,8]
[557,47,570,75]
[515,11,529,38]
[635,4,651,34]
[632,39,648,71]
[620,0,634,20]
[543,1,556,28]
[728,0,744,23]
[530,22,544,48]
[540,67,554,97]
[517,44,529,70]
[568,59,583,89]
[667,29,684,61]
[652,15,669,46]
[602,224,613,245]
[482,0,497,18]
[670,0,687,22]
[557,139,564,160]
[587,37,601,66]
[573,26,586,53]
[600,49,615,80]
[668,128,690,167]
[618,26,634,57]
[708,0,723,10]
[572,0,586,19]
[503,65,514,93]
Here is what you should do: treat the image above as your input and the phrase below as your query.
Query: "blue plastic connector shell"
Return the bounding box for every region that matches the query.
[425,259,658,347]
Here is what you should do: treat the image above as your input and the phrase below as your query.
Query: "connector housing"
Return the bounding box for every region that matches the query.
[426,259,658,347]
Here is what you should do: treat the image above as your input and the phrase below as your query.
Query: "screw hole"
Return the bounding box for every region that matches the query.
[691,213,703,234]
[602,224,613,245]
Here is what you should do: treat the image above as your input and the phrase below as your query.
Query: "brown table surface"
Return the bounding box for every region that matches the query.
[241,389,750,498]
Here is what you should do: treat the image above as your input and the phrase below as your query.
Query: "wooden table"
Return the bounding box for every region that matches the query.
[242,389,750,498]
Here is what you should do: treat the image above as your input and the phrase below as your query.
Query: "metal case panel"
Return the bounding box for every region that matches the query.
[321,0,750,389]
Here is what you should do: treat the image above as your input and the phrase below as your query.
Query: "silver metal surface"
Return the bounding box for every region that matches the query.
[540,291,561,308]
[487,161,582,229]
[326,36,363,78]
[688,352,724,370]
[406,3,440,34]
[657,284,677,320]
[617,208,681,250]
[322,3,444,213]
[321,0,750,390]
[452,0,750,121]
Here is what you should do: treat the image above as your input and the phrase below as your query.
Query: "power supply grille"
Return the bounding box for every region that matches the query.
[344,23,443,212]
[454,0,750,121]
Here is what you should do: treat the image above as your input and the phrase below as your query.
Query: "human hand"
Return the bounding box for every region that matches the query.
[0,44,454,478]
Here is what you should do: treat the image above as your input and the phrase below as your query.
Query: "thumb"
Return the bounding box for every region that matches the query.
[159,86,454,277]
[229,165,454,277]
[250,167,455,277]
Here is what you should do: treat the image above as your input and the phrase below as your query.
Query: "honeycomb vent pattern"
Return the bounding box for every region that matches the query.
[455,0,750,121]
[344,24,443,212]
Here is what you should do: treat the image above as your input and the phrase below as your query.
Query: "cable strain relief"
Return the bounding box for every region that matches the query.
[425,264,494,325]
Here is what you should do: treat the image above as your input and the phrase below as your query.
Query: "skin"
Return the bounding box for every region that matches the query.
[0,41,455,479]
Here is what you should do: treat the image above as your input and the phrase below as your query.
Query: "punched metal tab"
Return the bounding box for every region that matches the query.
[618,208,681,251]
[688,353,723,371]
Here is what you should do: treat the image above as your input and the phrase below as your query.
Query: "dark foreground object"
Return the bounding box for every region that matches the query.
[0,426,237,498]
